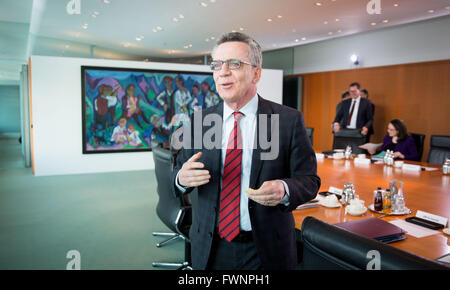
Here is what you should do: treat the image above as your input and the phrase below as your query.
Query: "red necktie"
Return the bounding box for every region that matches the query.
[346,99,356,126]
[218,112,243,242]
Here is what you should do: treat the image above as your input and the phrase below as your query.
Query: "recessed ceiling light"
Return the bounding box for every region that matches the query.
[323,21,328,24]
[231,30,236,32]
[172,17,178,22]
[205,38,210,42]
[210,36,215,40]
[328,32,333,35]
[239,27,244,31]
[295,39,299,42]
[277,15,282,18]
[178,14,184,19]
[189,44,192,47]
[371,22,377,26]
[301,37,306,41]
[267,18,273,22]
[427,9,435,13]
[103,0,110,3]
[82,23,88,29]
[335,18,340,22]
[184,45,188,49]
[337,29,342,33]
[200,2,208,7]
[315,2,322,6]
[152,28,157,32]
[156,26,162,31]
[393,3,399,7]
[136,37,142,41]
[382,19,389,23]
[209,0,216,3]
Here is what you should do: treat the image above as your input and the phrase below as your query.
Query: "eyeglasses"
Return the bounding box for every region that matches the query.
[210,59,254,71]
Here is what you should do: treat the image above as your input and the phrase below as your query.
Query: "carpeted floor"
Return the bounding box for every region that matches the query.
[0,137,184,269]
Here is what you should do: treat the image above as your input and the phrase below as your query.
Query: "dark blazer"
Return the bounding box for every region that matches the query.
[333,97,374,134]
[171,96,321,270]
[380,134,418,161]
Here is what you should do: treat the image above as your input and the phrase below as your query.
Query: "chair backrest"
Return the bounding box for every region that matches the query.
[427,135,450,164]
[300,216,448,270]
[152,144,190,236]
[410,133,425,162]
[306,127,314,146]
[333,129,366,154]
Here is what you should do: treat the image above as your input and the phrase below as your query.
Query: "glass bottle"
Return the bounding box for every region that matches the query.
[383,189,392,213]
[395,181,406,213]
[374,187,383,212]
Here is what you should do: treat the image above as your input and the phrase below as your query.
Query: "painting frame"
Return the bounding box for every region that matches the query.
[81,65,219,154]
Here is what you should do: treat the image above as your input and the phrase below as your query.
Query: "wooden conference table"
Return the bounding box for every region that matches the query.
[293,157,450,261]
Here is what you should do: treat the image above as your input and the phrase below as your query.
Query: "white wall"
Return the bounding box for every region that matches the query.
[293,16,450,74]
[31,55,282,176]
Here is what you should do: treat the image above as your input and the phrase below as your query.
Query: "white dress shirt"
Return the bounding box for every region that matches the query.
[347,96,361,129]
[176,94,290,231]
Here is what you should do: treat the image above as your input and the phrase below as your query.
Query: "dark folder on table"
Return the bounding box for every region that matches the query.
[334,218,406,244]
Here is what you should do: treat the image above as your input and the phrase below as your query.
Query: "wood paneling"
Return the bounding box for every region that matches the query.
[296,60,450,161]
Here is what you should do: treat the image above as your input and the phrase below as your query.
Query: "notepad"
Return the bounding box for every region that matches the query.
[389,219,439,238]
[334,218,406,243]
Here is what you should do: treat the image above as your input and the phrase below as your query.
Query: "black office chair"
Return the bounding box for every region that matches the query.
[427,135,450,165]
[332,129,367,154]
[151,143,192,270]
[410,133,425,162]
[306,127,314,146]
[299,216,449,270]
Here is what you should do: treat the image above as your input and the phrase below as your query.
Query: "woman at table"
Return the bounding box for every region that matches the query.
[368,119,418,161]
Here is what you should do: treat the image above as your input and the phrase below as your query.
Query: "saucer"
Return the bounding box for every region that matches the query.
[320,201,341,208]
[346,207,367,216]
[443,228,450,236]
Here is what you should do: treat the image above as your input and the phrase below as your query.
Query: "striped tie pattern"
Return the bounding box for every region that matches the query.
[218,111,244,242]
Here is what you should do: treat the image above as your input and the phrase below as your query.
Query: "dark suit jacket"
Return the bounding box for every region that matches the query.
[333,97,374,135]
[171,95,321,270]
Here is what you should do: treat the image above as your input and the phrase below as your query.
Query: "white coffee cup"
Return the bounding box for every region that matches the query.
[323,194,339,207]
[394,161,404,168]
[333,152,344,159]
[358,154,366,159]
[346,199,366,214]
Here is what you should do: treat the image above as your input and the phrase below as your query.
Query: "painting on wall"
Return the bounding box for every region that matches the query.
[81,66,220,154]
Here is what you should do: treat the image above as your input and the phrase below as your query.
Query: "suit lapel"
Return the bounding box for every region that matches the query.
[249,96,272,189]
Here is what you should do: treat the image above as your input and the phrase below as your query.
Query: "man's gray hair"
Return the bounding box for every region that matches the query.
[211,32,263,67]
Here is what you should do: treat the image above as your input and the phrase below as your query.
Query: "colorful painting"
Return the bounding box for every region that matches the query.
[81,66,220,153]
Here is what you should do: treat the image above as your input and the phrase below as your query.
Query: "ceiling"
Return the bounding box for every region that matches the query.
[1,0,450,83]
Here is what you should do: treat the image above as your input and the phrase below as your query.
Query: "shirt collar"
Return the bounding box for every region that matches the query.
[223,93,258,120]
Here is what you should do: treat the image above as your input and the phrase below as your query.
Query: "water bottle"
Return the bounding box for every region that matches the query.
[443,158,449,174]
[383,150,389,164]
[395,181,406,213]
[345,145,352,159]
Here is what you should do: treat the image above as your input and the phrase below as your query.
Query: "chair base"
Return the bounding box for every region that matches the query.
[153,232,183,247]
[152,261,192,270]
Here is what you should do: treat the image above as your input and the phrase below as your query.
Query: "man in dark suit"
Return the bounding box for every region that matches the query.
[333,82,374,140]
[171,32,320,270]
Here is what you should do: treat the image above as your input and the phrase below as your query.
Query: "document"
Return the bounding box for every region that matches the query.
[389,219,439,238]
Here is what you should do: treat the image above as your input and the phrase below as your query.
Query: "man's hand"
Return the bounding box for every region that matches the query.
[246,180,285,207]
[361,126,369,136]
[178,152,211,187]
[333,123,341,133]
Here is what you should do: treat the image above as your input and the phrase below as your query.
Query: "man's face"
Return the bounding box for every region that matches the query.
[349,85,360,99]
[201,83,209,93]
[212,41,260,104]
[164,79,172,88]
